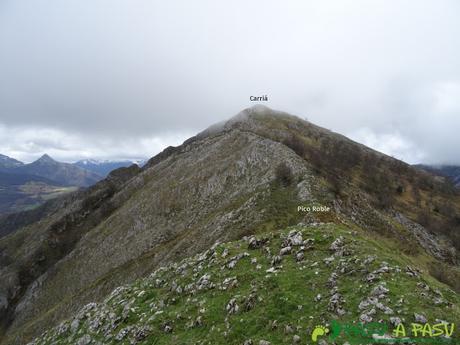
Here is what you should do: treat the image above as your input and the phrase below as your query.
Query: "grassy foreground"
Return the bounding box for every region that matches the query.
[29,223,460,345]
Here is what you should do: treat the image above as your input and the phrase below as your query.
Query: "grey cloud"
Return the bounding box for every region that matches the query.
[0,0,459,163]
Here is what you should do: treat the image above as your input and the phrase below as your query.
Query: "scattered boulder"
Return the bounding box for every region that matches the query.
[328,292,345,316]
[271,255,282,266]
[194,315,203,327]
[371,284,389,297]
[365,273,377,283]
[358,297,378,310]
[70,319,80,334]
[243,292,258,311]
[284,324,294,334]
[221,277,238,290]
[359,308,376,323]
[323,256,335,266]
[280,246,292,256]
[363,255,376,265]
[405,266,419,277]
[417,282,430,291]
[265,267,277,273]
[390,317,402,326]
[373,263,390,274]
[375,302,393,315]
[226,298,239,314]
[115,326,132,341]
[226,252,250,269]
[414,313,427,323]
[326,272,338,288]
[269,320,278,330]
[133,326,151,341]
[283,231,303,247]
[196,273,213,290]
[56,322,70,335]
[76,334,92,345]
[330,237,344,252]
[295,252,304,262]
[248,236,269,250]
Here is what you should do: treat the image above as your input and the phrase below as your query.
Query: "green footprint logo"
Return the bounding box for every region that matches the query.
[311,325,329,342]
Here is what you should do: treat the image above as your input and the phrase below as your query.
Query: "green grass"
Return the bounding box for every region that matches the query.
[30,224,460,345]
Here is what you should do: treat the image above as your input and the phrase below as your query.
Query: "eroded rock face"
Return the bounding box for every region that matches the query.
[393,212,455,262]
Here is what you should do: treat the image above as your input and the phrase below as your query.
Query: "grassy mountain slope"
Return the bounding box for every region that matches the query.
[29,224,460,344]
[0,106,459,344]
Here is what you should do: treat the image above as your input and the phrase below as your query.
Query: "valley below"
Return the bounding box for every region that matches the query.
[0,182,78,215]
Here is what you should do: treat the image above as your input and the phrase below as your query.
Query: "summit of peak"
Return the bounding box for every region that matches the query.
[195,106,305,141]
[246,104,273,112]
[35,154,56,164]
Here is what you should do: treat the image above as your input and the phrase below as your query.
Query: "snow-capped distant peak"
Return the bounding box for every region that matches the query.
[78,159,106,165]
[76,159,145,165]
[73,159,147,176]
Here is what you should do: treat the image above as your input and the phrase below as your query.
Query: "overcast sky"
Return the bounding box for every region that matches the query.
[0,0,459,164]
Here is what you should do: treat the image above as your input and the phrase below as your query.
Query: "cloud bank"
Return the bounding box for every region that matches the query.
[0,0,459,163]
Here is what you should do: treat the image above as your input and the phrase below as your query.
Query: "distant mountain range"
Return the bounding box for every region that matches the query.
[0,154,24,170]
[0,154,145,215]
[12,154,102,187]
[415,164,460,187]
[74,158,146,177]
[0,154,98,215]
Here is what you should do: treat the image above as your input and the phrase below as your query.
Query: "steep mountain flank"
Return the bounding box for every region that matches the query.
[0,106,459,344]
[0,191,71,239]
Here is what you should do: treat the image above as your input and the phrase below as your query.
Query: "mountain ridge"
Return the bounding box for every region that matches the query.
[0,106,459,344]
[0,155,23,171]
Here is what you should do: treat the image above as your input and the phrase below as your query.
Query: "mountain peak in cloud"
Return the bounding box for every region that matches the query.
[35,154,56,164]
